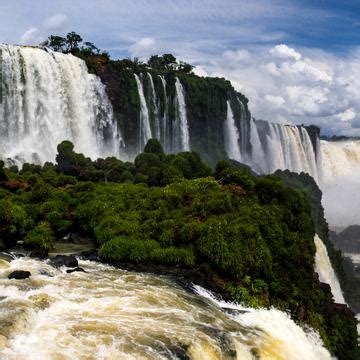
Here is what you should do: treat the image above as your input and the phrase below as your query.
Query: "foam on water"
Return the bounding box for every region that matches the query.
[0,257,332,360]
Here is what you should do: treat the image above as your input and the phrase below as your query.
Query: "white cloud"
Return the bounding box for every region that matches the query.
[194,44,360,136]
[20,27,39,44]
[129,37,158,58]
[337,108,356,122]
[264,94,285,109]
[43,14,67,29]
[270,44,301,60]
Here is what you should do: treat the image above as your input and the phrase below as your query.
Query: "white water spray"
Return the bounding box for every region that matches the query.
[0,257,332,359]
[314,234,346,304]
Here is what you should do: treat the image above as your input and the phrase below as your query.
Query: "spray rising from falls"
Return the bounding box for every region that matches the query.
[0,257,332,359]
[318,140,360,226]
[314,234,346,304]
[0,45,120,165]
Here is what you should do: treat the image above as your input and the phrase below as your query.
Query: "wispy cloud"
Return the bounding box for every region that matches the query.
[2,1,360,135]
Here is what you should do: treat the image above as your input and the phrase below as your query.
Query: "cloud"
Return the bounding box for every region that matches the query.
[270,44,301,60]
[129,37,158,58]
[20,27,41,44]
[193,43,360,136]
[43,14,67,29]
[18,14,68,45]
[337,108,356,122]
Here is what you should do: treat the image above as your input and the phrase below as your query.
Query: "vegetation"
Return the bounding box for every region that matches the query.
[0,142,358,358]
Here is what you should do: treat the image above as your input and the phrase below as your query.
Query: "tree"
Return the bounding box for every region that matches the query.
[147,55,163,69]
[45,35,66,52]
[178,61,194,74]
[65,32,83,53]
[162,54,177,70]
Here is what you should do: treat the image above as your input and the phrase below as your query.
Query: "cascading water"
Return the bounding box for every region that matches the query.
[147,73,160,140]
[247,119,319,180]
[0,256,332,359]
[0,45,120,165]
[174,77,190,152]
[224,101,241,162]
[314,234,346,304]
[159,75,169,151]
[134,73,152,151]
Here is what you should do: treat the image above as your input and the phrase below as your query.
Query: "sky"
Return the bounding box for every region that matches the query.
[1,0,360,136]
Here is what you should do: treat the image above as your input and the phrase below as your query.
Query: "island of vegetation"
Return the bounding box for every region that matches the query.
[0,138,358,359]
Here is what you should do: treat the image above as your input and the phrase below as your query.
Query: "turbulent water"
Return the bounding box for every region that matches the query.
[0,45,120,165]
[314,234,346,304]
[0,257,332,360]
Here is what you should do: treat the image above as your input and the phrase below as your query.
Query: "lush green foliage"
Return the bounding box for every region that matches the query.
[0,141,358,358]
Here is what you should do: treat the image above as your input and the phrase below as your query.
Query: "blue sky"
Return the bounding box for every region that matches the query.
[2,0,360,135]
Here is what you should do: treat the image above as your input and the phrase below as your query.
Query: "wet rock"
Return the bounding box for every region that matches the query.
[66,267,86,273]
[8,270,31,280]
[50,255,78,268]
[29,248,48,259]
[78,249,98,261]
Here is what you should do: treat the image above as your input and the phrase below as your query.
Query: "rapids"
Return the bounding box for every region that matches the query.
[0,257,332,360]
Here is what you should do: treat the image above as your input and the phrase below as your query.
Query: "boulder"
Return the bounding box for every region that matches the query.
[8,270,31,279]
[50,255,78,268]
[66,267,86,273]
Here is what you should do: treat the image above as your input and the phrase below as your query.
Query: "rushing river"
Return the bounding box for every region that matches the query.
[0,257,331,360]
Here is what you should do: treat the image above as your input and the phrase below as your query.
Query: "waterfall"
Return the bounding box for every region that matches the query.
[147,73,160,140]
[134,73,152,151]
[0,45,120,165]
[247,120,318,180]
[0,257,332,359]
[174,77,190,151]
[314,234,346,304]
[159,75,169,151]
[224,100,241,161]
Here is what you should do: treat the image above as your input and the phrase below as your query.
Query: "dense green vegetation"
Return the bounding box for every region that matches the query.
[0,141,358,358]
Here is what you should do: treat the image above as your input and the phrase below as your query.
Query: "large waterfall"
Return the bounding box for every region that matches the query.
[314,234,346,304]
[0,45,120,165]
[247,119,319,180]
[133,73,190,154]
[224,100,241,162]
[174,77,190,152]
[134,73,152,151]
[0,256,332,359]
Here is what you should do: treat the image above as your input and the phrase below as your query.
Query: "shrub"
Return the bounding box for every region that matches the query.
[24,221,54,251]
[150,247,195,267]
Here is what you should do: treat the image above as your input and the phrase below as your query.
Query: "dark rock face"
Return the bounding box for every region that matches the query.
[29,248,48,259]
[78,249,98,261]
[66,267,86,273]
[50,255,78,268]
[8,270,31,279]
